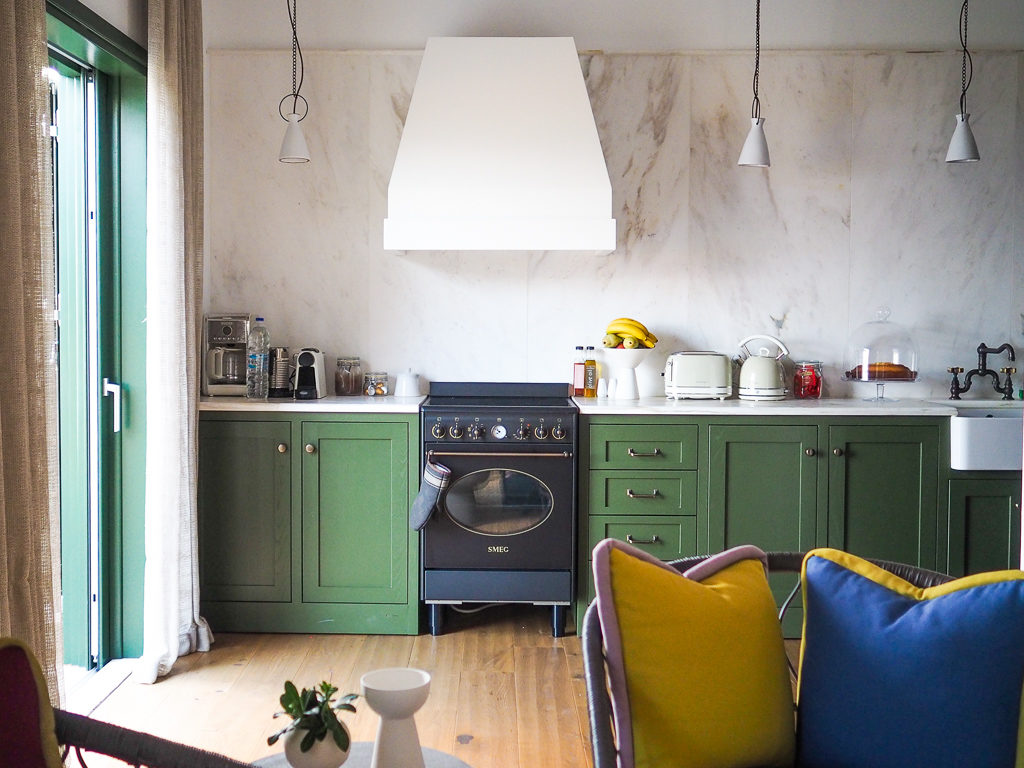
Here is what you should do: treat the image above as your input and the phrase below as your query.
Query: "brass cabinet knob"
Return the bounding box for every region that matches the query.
[804,448,816,457]
[833,448,844,456]
[305,444,316,454]
[277,443,288,454]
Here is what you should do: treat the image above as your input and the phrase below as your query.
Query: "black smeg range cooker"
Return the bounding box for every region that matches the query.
[419,382,578,637]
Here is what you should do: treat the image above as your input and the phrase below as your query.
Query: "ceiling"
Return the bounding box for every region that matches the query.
[202,0,1024,52]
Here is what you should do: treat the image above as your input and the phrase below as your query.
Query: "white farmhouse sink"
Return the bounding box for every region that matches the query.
[947,402,1023,470]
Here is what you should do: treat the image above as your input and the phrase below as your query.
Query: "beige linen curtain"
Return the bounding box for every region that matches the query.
[136,0,210,684]
[0,0,64,703]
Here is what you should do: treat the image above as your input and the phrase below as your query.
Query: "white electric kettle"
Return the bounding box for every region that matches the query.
[738,334,789,401]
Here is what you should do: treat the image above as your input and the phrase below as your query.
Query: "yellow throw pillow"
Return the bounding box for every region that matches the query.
[593,540,795,768]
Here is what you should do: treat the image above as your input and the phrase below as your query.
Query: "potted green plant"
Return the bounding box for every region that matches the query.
[268,680,358,768]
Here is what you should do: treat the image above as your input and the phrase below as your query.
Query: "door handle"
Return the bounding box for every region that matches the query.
[102,378,121,433]
[626,534,661,545]
[627,447,661,458]
[626,489,660,499]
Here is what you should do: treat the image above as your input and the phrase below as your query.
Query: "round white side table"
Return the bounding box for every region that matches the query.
[253,742,471,768]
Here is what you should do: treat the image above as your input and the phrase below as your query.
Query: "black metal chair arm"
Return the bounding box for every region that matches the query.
[54,709,256,768]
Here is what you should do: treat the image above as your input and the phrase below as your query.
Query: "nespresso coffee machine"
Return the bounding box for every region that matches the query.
[202,314,250,396]
[294,348,327,399]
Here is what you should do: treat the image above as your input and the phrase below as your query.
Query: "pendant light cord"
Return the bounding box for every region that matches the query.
[958,0,972,114]
[750,0,762,120]
[287,0,305,118]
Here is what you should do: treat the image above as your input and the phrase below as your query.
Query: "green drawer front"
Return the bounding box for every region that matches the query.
[588,515,697,560]
[590,424,698,470]
[590,470,697,516]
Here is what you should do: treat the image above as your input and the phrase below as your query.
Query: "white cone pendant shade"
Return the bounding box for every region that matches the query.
[279,113,310,163]
[738,118,770,167]
[945,113,980,163]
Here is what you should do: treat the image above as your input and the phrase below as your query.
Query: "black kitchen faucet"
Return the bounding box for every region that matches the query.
[948,342,1017,400]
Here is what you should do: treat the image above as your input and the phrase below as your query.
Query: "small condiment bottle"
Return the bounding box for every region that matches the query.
[583,347,598,398]
[794,361,823,399]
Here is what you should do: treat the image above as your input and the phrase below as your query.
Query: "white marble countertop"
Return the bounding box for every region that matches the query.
[199,395,424,414]
[572,396,1000,417]
[200,395,1022,418]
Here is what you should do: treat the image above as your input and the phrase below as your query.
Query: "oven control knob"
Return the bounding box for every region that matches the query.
[551,424,566,440]
[514,423,529,440]
[534,425,548,440]
[430,423,445,439]
[468,424,485,440]
[449,424,464,439]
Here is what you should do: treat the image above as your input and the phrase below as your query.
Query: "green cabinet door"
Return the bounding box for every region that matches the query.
[301,421,409,604]
[827,424,939,568]
[708,424,818,636]
[198,419,292,602]
[947,476,1022,576]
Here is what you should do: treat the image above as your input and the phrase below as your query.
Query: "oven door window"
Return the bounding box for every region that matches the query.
[443,469,553,536]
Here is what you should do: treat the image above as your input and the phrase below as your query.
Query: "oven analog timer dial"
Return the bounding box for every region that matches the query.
[490,424,507,440]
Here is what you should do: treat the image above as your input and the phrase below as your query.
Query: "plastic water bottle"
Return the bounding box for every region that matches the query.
[246,317,270,399]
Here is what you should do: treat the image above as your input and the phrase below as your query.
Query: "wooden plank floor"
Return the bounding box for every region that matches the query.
[67,605,592,768]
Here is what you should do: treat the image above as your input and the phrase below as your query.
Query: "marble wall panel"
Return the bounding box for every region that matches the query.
[848,52,1020,399]
[205,49,1024,398]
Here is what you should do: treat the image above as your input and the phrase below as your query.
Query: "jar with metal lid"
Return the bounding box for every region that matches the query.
[794,361,823,399]
[363,371,389,396]
[335,356,362,395]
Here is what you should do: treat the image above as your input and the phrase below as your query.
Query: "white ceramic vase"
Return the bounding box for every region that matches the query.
[283,725,351,768]
[360,667,431,768]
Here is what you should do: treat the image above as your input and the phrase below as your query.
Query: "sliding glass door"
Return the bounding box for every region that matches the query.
[47,2,147,668]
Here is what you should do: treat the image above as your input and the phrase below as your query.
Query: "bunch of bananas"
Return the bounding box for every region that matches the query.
[603,317,658,349]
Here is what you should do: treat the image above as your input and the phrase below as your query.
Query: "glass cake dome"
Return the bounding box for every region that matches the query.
[843,307,918,400]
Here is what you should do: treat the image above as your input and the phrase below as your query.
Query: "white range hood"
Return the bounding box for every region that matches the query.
[383,37,616,253]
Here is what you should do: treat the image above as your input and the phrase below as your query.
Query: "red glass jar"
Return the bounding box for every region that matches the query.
[794,361,823,399]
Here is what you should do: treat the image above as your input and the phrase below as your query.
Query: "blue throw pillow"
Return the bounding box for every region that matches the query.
[796,548,1024,768]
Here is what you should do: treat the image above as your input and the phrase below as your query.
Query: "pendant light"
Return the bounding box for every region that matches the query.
[278,0,309,163]
[738,0,770,167]
[945,0,980,163]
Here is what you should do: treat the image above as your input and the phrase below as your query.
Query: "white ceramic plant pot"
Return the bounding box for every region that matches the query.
[283,724,351,768]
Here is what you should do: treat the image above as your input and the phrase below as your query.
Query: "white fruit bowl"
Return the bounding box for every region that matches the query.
[601,347,652,400]
[601,347,651,370]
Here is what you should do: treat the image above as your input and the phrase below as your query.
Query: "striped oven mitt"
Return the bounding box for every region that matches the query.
[409,457,451,530]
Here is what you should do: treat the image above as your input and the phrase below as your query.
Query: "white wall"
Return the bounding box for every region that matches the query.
[201,0,1024,52]
[76,0,146,47]
[204,48,1024,398]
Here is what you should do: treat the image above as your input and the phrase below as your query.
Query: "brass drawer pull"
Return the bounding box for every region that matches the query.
[626,488,660,499]
[626,534,661,545]
[627,447,662,458]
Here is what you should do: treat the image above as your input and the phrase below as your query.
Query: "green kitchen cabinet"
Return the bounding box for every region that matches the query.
[825,424,940,569]
[708,424,818,635]
[301,421,409,606]
[944,475,1021,576]
[576,418,701,628]
[198,411,420,634]
[198,419,292,603]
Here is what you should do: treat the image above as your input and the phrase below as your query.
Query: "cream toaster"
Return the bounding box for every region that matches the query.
[664,352,733,400]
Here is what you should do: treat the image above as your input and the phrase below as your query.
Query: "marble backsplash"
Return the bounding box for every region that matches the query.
[205,49,1024,399]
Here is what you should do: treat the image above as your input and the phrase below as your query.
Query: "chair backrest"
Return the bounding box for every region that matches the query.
[0,638,64,768]
[580,551,954,768]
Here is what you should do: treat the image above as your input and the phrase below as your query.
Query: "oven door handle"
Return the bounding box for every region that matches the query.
[427,450,572,459]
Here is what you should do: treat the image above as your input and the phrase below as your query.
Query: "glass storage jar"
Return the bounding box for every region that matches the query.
[335,356,362,395]
[794,361,823,399]
[363,371,389,396]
